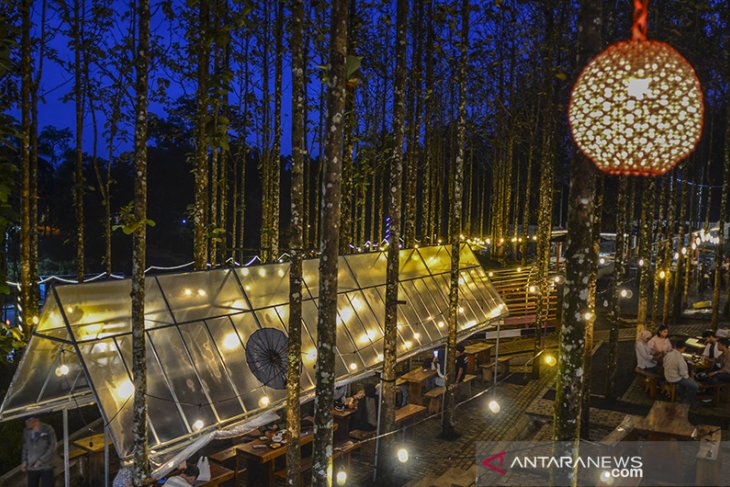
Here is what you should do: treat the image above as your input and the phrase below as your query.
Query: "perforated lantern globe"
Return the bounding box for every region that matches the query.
[568,40,703,176]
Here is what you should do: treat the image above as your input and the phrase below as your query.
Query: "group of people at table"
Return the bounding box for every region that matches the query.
[635,326,730,404]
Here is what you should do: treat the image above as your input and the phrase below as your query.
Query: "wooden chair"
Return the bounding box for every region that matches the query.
[661,382,677,402]
[457,374,477,400]
[424,386,445,414]
[635,367,661,399]
[480,356,512,384]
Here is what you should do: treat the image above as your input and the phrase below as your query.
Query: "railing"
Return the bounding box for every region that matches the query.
[486,265,560,322]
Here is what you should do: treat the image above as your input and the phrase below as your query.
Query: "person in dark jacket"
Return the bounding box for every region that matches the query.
[21,415,57,487]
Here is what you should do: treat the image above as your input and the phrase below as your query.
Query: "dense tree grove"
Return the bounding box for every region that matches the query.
[2,0,730,483]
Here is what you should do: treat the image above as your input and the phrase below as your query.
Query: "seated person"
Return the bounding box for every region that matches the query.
[635,330,660,374]
[164,465,199,486]
[663,339,698,404]
[334,385,348,407]
[701,338,730,385]
[648,325,672,359]
[343,387,365,409]
[350,384,377,431]
[455,345,467,383]
[701,330,723,365]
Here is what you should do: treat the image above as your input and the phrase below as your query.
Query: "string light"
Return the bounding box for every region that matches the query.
[258,396,270,408]
[620,289,628,298]
[584,311,593,321]
[397,448,409,463]
[638,259,644,267]
[659,270,666,279]
[599,257,606,265]
[336,469,347,485]
[543,354,557,367]
[55,364,70,377]
[192,419,204,431]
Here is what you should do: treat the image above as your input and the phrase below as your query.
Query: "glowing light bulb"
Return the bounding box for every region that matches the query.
[544,354,556,367]
[437,239,443,245]
[192,419,204,431]
[277,269,285,277]
[258,396,270,408]
[488,400,501,414]
[32,315,39,325]
[659,270,666,279]
[528,285,536,293]
[197,289,206,297]
[336,470,347,485]
[222,333,239,351]
[638,259,644,267]
[488,272,494,277]
[376,353,384,361]
[258,268,266,277]
[437,321,445,328]
[349,362,357,371]
[413,332,421,340]
[458,307,464,314]
[620,289,628,298]
[681,247,687,255]
[554,276,561,283]
[486,238,491,244]
[114,379,134,400]
[627,77,651,100]
[55,364,70,376]
[404,340,413,349]
[599,257,606,264]
[516,267,521,272]
[305,348,317,362]
[584,311,593,321]
[532,236,537,241]
[397,448,409,463]
[184,288,192,296]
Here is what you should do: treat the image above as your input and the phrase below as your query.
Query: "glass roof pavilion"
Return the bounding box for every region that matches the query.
[0,244,506,464]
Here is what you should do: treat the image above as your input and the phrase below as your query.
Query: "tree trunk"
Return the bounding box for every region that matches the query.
[712,106,730,329]
[606,176,627,399]
[132,0,150,481]
[286,2,305,484]
[270,0,283,261]
[671,164,689,324]
[311,1,347,484]
[636,179,655,335]
[442,0,468,439]
[194,0,210,270]
[378,0,407,482]
[652,178,667,325]
[552,1,600,485]
[662,172,677,324]
[20,0,32,332]
[73,0,85,282]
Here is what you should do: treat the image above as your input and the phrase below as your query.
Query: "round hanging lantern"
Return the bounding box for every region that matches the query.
[568,0,703,176]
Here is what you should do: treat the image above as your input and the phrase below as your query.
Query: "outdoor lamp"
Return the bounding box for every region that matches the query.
[488,399,501,414]
[336,469,347,485]
[543,354,557,367]
[568,0,703,176]
[397,448,409,463]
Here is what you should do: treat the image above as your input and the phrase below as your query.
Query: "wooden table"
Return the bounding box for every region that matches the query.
[196,463,234,487]
[395,404,427,440]
[333,406,357,443]
[237,424,338,487]
[682,353,712,371]
[400,368,436,406]
[636,401,696,440]
[685,337,705,352]
[463,343,493,374]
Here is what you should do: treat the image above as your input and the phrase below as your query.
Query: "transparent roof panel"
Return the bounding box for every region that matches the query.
[236,263,293,308]
[157,270,247,323]
[1,245,506,463]
[54,279,174,335]
[347,252,387,288]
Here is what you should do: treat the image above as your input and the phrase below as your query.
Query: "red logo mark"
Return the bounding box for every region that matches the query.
[482,451,507,475]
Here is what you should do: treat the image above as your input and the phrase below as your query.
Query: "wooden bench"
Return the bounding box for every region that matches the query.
[350,429,377,459]
[635,367,661,398]
[480,356,512,383]
[599,415,642,446]
[699,382,730,406]
[457,374,477,399]
[425,387,445,414]
[395,404,427,439]
[273,441,358,483]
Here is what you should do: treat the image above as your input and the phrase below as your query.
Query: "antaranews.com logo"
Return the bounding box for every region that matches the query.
[476,440,728,486]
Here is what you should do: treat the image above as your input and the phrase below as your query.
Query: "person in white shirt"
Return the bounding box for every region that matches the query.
[663,340,698,404]
[164,465,199,486]
[635,330,659,373]
[701,330,723,366]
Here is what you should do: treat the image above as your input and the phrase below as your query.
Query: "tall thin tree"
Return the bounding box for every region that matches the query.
[311,1,348,484]
[131,0,151,481]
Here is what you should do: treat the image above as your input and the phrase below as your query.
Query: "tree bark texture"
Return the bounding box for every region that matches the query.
[553,1,600,485]
[311,1,347,484]
[636,178,655,335]
[606,176,627,399]
[193,0,210,270]
[671,164,689,324]
[286,1,305,485]
[132,0,150,482]
[378,0,407,482]
[442,0,468,439]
